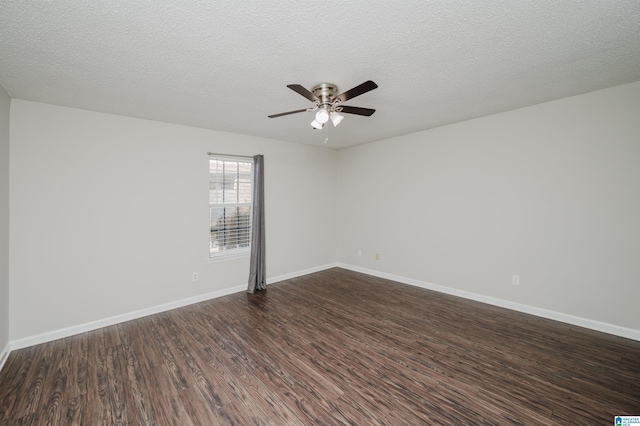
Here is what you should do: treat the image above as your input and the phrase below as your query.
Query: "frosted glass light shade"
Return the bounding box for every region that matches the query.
[315,108,330,124]
[330,111,344,126]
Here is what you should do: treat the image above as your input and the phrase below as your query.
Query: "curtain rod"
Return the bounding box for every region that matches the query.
[207,152,255,159]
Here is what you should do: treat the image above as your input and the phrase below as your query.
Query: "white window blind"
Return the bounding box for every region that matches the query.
[209,155,253,260]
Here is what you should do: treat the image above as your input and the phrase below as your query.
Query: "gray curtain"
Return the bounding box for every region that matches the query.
[247,154,266,293]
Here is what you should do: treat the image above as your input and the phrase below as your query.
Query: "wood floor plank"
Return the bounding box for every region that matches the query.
[37,339,69,425]
[85,328,114,425]
[116,321,159,425]
[0,348,34,421]
[12,345,52,419]
[1,267,639,424]
[61,333,89,425]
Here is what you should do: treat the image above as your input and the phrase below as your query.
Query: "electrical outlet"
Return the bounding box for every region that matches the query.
[358,249,362,257]
[375,253,380,261]
[192,272,199,282]
[512,274,520,285]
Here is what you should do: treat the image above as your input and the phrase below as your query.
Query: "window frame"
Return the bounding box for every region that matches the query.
[208,154,254,262]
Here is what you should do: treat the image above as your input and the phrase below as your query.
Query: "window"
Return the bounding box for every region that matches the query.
[209,155,253,260]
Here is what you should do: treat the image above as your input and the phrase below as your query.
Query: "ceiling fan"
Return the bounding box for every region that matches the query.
[268,80,378,129]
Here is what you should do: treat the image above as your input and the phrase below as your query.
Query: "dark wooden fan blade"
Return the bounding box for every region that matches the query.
[268,108,309,118]
[287,84,320,102]
[339,105,376,116]
[335,80,378,103]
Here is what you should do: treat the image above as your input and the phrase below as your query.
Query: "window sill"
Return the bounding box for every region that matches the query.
[208,251,250,263]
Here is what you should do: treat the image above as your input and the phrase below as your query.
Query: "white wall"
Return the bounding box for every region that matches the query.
[7,81,640,344]
[9,100,337,340]
[337,82,640,333]
[0,86,10,355]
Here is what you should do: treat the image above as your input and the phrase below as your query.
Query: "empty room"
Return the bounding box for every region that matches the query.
[1,1,639,424]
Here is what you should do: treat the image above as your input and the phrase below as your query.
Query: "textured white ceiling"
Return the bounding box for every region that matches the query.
[1,1,639,149]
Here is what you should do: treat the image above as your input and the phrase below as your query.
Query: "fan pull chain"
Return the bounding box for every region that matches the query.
[323,120,329,144]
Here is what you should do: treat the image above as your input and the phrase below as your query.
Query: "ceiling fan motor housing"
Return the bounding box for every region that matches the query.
[312,83,338,106]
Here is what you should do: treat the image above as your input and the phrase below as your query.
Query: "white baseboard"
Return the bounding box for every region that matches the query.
[7,262,340,354]
[10,284,246,351]
[267,262,338,285]
[0,342,10,372]
[337,263,640,342]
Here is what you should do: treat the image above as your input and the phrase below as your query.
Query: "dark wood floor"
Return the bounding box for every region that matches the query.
[1,268,639,425]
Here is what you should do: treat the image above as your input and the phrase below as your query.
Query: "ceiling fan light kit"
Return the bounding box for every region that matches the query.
[268,80,378,131]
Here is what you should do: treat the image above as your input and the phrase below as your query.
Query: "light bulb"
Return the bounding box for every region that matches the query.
[315,108,330,124]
